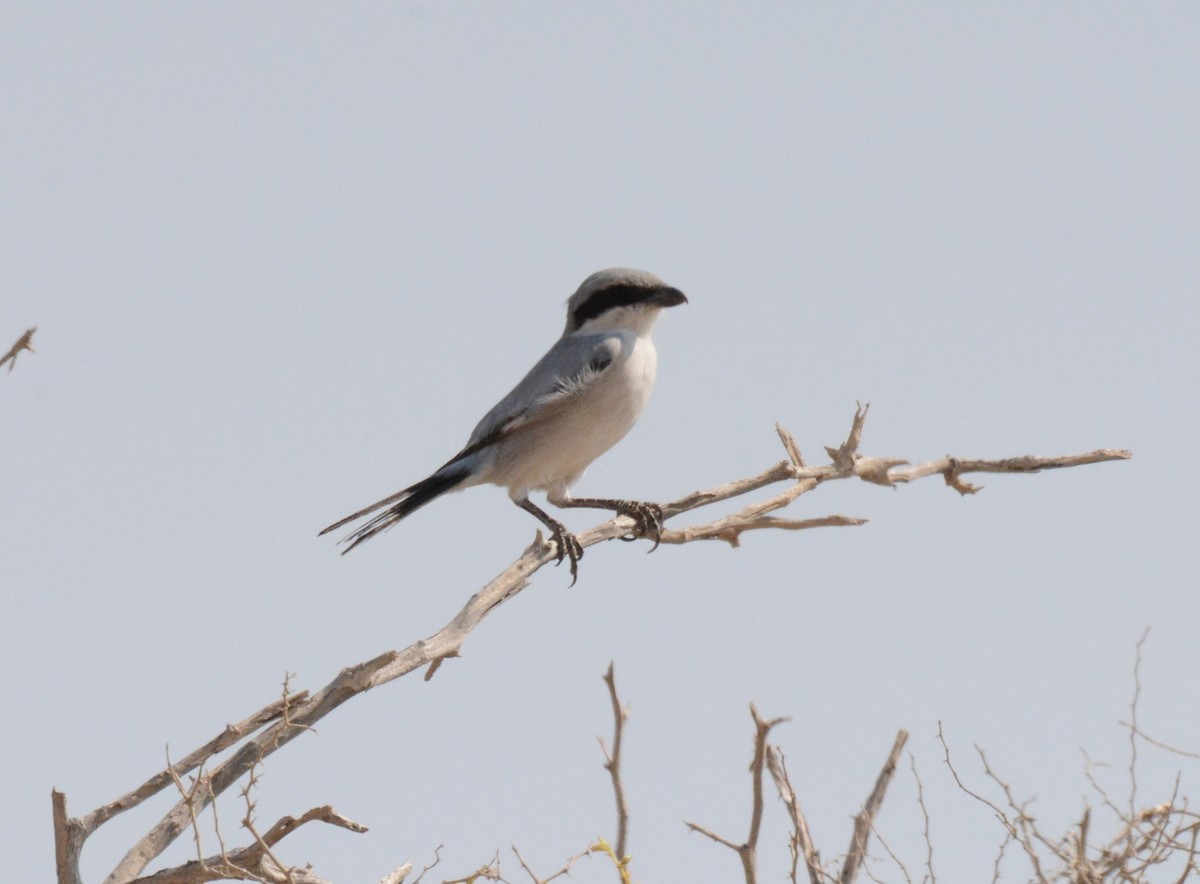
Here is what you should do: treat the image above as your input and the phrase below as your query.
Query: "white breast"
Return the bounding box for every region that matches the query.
[493,333,658,497]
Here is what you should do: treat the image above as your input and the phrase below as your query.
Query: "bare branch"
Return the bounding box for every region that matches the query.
[1,326,36,372]
[164,749,208,869]
[937,722,1013,828]
[941,632,1200,884]
[1119,725,1200,762]
[662,513,866,549]
[1074,805,1090,881]
[866,824,912,884]
[686,704,788,884]
[975,745,1060,877]
[52,790,86,884]
[84,693,307,837]
[766,746,824,884]
[441,850,502,883]
[841,729,908,884]
[939,723,1045,880]
[378,863,412,884]
[683,821,741,852]
[262,806,368,845]
[127,804,364,884]
[891,449,1131,493]
[409,845,443,884]
[599,663,631,867]
[824,402,870,471]
[1128,627,1150,830]
[775,422,806,469]
[908,751,935,883]
[52,408,1127,883]
[512,844,591,884]
[748,706,787,871]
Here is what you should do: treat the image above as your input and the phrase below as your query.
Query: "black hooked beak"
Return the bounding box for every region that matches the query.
[650,286,687,308]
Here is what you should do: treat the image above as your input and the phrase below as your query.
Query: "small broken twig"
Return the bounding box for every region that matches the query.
[1,326,36,373]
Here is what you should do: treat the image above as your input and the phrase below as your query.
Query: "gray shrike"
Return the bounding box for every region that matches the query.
[320,267,687,582]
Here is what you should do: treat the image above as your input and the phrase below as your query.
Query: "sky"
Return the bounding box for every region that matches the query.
[4,4,1199,883]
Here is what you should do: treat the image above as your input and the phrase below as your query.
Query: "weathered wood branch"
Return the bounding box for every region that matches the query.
[52,407,1130,883]
[762,729,911,884]
[840,729,909,883]
[51,695,308,884]
[129,806,365,884]
[766,747,823,884]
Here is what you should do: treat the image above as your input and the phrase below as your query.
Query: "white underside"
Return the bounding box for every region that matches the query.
[484,331,658,501]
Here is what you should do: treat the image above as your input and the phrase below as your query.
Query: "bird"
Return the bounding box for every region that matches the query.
[320,267,688,583]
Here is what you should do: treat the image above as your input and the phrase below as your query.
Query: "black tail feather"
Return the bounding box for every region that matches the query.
[320,467,469,553]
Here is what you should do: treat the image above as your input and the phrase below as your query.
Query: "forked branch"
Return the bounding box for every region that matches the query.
[685,705,788,884]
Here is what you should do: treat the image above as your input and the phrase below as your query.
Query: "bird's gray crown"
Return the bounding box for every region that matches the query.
[564,268,686,333]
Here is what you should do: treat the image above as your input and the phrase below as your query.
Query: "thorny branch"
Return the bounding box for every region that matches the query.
[694,714,910,884]
[52,407,1130,884]
[685,705,789,884]
[599,663,631,873]
[512,844,591,884]
[939,633,1200,882]
[908,752,936,883]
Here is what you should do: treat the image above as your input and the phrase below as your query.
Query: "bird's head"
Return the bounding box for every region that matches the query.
[563,268,688,336]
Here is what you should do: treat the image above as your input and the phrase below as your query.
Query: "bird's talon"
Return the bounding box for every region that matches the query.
[615,499,664,551]
[546,523,583,585]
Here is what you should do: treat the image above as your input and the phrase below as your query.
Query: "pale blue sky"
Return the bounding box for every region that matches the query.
[4,5,1198,882]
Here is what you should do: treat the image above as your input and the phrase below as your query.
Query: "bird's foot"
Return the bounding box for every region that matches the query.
[612,499,664,552]
[547,520,584,586]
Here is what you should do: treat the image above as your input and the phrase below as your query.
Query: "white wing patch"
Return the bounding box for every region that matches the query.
[544,360,607,400]
[539,342,616,406]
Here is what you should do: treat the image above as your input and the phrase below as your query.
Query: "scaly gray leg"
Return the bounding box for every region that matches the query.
[516,497,584,586]
[553,496,664,552]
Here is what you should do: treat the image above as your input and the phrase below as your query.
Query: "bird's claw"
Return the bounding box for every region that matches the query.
[548,522,584,586]
[615,500,664,552]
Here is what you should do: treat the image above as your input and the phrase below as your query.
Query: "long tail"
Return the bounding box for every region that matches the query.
[319,466,470,554]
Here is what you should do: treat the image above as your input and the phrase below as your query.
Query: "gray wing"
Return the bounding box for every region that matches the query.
[441,332,625,466]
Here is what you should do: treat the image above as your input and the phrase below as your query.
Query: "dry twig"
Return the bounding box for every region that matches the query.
[908,751,936,883]
[511,844,590,884]
[938,635,1200,882]
[686,704,789,884]
[408,845,443,884]
[599,663,631,872]
[1,326,36,372]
